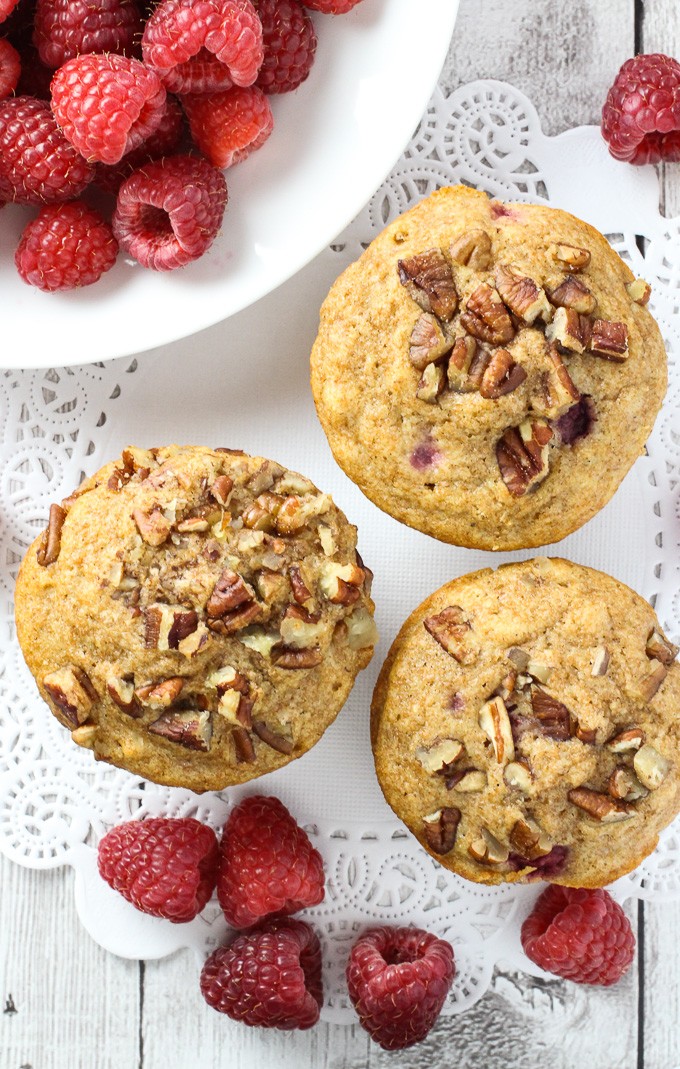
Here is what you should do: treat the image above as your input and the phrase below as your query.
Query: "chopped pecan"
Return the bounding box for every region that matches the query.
[549,243,591,272]
[206,568,253,618]
[43,666,97,727]
[346,606,379,650]
[609,766,648,802]
[271,644,323,669]
[289,566,314,609]
[545,306,591,353]
[468,827,509,865]
[210,474,233,506]
[494,670,517,703]
[530,686,571,740]
[423,605,477,664]
[591,646,610,676]
[645,629,678,666]
[446,335,477,391]
[274,493,332,536]
[132,506,171,547]
[589,319,629,362]
[177,624,210,657]
[574,723,597,744]
[548,276,596,315]
[37,504,67,566]
[106,676,140,718]
[555,396,596,446]
[634,744,671,790]
[638,659,668,701]
[507,647,529,671]
[466,344,491,390]
[526,661,552,684]
[542,345,580,416]
[607,727,644,753]
[176,516,210,534]
[207,602,262,635]
[568,787,633,823]
[217,688,252,728]
[460,283,515,345]
[409,313,454,370]
[495,264,551,324]
[415,738,464,774]
[319,561,364,605]
[242,492,284,532]
[252,719,294,754]
[143,605,199,651]
[136,677,184,708]
[256,568,289,606]
[451,769,487,792]
[509,817,552,860]
[398,248,458,320]
[71,724,97,749]
[422,807,461,855]
[626,278,652,305]
[479,349,527,399]
[496,419,553,497]
[448,229,492,270]
[148,709,212,751]
[168,610,199,648]
[416,361,447,403]
[279,605,326,649]
[503,760,533,793]
[231,726,256,762]
[479,696,515,764]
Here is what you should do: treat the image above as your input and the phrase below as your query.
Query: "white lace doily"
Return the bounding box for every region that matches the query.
[1,81,679,1023]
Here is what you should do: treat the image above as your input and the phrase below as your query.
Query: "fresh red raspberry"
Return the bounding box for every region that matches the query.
[94,93,183,194]
[255,0,316,94]
[142,0,263,95]
[346,926,455,1051]
[181,85,272,168]
[602,53,680,164]
[216,795,324,929]
[51,53,167,165]
[112,153,227,270]
[521,886,635,985]
[33,0,143,70]
[0,0,21,23]
[15,200,118,290]
[97,817,219,922]
[200,918,323,1029]
[0,95,93,203]
[300,0,362,13]
[0,36,20,98]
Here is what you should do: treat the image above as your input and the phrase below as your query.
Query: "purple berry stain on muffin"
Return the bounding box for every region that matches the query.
[410,434,442,471]
[489,200,518,220]
[556,397,596,445]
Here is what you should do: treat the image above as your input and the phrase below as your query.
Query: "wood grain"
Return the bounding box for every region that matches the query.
[639,0,680,217]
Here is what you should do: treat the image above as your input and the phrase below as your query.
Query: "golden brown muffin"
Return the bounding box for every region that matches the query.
[15,445,377,792]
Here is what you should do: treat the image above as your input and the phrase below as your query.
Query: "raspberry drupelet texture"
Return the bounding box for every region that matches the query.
[112,153,227,270]
[216,795,325,929]
[142,0,263,95]
[50,53,167,165]
[33,0,144,69]
[300,0,363,13]
[255,0,316,95]
[0,95,93,203]
[200,918,323,1029]
[521,886,635,985]
[15,200,118,290]
[0,36,20,98]
[97,817,219,922]
[346,926,455,1050]
[94,93,183,194]
[181,85,272,168]
[602,53,680,164]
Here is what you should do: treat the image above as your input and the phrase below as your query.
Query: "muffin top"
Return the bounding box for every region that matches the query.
[311,185,667,550]
[15,445,376,792]
[371,558,680,888]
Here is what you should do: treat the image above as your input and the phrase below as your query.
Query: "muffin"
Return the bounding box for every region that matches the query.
[371,558,680,887]
[15,445,377,792]
[311,185,667,550]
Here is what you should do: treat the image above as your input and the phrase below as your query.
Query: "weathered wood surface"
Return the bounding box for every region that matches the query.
[2,1,679,1066]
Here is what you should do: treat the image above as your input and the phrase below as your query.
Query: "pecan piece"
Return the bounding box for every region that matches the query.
[509,817,552,860]
[549,243,591,272]
[496,419,553,497]
[460,283,515,345]
[638,659,668,702]
[274,493,332,535]
[422,807,461,855]
[415,738,464,774]
[607,727,645,753]
[271,644,323,669]
[252,719,294,755]
[645,629,678,667]
[346,606,379,650]
[319,561,364,605]
[568,787,633,823]
[609,766,648,802]
[479,348,527,399]
[107,676,140,718]
[279,605,326,649]
[479,696,515,764]
[503,760,533,793]
[423,605,477,664]
[468,827,509,865]
[289,566,314,609]
[398,248,458,320]
[446,335,478,392]
[416,361,447,403]
[132,506,171,547]
[148,709,211,751]
[232,727,256,763]
[589,319,629,362]
[548,276,596,315]
[495,264,551,324]
[210,474,233,506]
[545,306,591,353]
[448,229,492,270]
[541,346,580,417]
[207,601,262,635]
[634,744,672,790]
[591,646,610,676]
[43,666,97,728]
[144,605,199,651]
[206,568,253,618]
[466,344,491,391]
[530,686,571,741]
[626,278,651,305]
[136,677,184,708]
[409,313,454,370]
[37,504,67,566]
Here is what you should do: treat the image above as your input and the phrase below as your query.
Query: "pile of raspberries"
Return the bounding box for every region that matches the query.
[0,0,363,291]
[98,794,635,1051]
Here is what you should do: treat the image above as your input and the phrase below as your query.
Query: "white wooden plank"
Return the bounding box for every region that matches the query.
[642,901,680,1068]
[639,0,680,217]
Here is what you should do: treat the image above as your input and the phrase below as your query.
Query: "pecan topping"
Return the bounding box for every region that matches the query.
[542,346,580,416]
[206,568,253,618]
[242,493,282,532]
[479,696,515,764]
[468,827,509,865]
[495,264,551,324]
[415,738,464,774]
[479,348,527,399]
[210,474,233,506]
[289,566,314,609]
[507,647,529,670]
[607,727,644,753]
[448,229,492,270]
[446,335,477,391]
[409,312,454,370]
[549,243,591,272]
[591,646,610,676]
[271,644,323,669]
[37,503,67,566]
[256,569,289,606]
[398,248,458,321]
[416,361,447,403]
[422,807,461,855]
[148,709,212,751]
[207,602,262,635]
[252,720,294,755]
[319,561,364,605]
[638,659,668,702]
[177,624,210,657]
[548,276,596,315]
[460,283,515,345]
[136,677,184,708]
[645,629,678,666]
[530,686,571,740]
[132,506,171,547]
[568,787,633,823]
[144,605,199,650]
[509,817,552,860]
[574,723,597,744]
[106,676,140,718]
[279,605,326,649]
[545,306,591,353]
[503,760,532,793]
[634,744,671,790]
[609,766,648,802]
[346,606,379,650]
[274,493,332,535]
[626,278,652,305]
[423,605,477,664]
[176,516,210,534]
[448,769,487,792]
[496,419,553,496]
[466,344,491,390]
[232,726,256,762]
[71,724,97,749]
[43,666,97,728]
[589,319,629,361]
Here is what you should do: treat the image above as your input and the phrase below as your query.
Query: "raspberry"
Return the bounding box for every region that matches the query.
[200,918,323,1029]
[97,817,219,922]
[33,0,144,70]
[112,153,227,270]
[50,53,167,166]
[0,0,21,23]
[181,85,272,168]
[15,200,118,290]
[217,795,324,929]
[521,886,635,985]
[95,93,183,194]
[346,927,455,1051]
[602,53,680,164]
[300,0,362,13]
[0,36,20,98]
[255,0,316,94]
[142,0,263,95]
[0,95,93,203]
